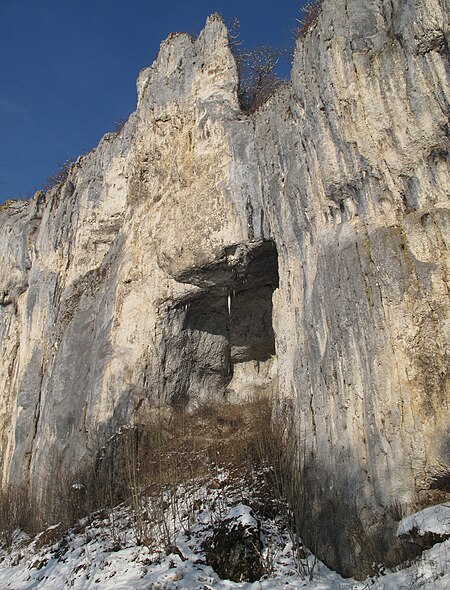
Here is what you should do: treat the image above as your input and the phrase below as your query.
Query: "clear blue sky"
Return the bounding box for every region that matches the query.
[0,1,306,203]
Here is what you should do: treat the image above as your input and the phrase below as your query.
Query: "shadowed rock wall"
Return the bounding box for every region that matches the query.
[0,0,448,577]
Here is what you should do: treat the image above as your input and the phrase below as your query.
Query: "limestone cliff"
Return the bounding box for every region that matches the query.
[0,0,448,578]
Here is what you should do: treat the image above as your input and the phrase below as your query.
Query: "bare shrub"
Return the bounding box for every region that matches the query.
[227,19,286,113]
[112,117,128,135]
[44,159,74,191]
[237,45,286,113]
[119,403,244,546]
[0,468,102,547]
[0,392,312,574]
[0,485,32,548]
[294,0,324,39]
[250,396,319,580]
[112,393,317,575]
[105,397,281,549]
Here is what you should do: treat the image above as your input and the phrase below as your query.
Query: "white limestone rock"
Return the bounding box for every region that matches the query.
[0,0,448,578]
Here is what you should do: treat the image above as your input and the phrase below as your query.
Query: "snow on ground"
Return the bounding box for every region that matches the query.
[0,471,449,590]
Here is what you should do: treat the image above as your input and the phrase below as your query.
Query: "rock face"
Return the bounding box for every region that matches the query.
[0,0,448,578]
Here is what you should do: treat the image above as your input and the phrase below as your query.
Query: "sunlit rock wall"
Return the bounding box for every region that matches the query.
[0,13,250,496]
[238,0,450,576]
[0,0,448,577]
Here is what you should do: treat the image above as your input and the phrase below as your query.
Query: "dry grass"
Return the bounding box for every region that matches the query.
[0,485,33,548]
[0,395,289,551]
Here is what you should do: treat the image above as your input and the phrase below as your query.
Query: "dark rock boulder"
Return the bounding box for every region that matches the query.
[204,504,264,582]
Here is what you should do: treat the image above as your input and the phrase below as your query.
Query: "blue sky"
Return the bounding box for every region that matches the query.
[0,1,305,203]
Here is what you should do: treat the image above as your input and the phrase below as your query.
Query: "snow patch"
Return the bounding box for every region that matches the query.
[397,503,450,537]
[0,475,449,589]
[224,504,258,529]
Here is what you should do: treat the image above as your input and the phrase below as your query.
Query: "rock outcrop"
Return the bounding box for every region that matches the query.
[0,0,448,578]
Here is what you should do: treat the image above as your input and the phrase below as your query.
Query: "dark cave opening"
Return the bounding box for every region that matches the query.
[163,240,279,407]
[184,282,276,363]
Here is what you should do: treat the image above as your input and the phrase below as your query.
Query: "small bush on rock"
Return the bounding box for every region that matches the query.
[44,159,74,191]
[228,18,285,113]
[294,0,324,38]
[236,44,285,112]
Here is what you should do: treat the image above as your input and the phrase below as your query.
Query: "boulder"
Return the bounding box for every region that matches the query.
[204,504,264,582]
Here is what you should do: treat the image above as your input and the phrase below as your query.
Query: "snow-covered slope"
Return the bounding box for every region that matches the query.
[1,473,449,589]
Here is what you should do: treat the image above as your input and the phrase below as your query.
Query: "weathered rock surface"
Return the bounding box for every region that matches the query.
[0,0,448,578]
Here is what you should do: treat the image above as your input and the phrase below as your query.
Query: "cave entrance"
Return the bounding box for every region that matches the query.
[163,240,279,407]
